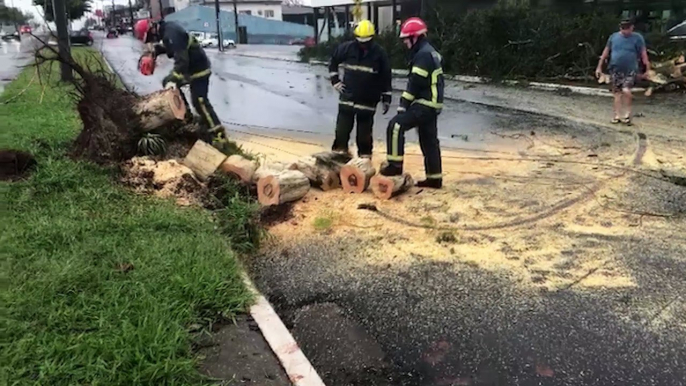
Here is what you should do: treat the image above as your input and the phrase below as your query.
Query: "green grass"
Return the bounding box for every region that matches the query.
[312,212,336,232]
[1,50,252,385]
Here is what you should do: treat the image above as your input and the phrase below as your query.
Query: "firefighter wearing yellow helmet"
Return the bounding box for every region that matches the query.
[328,20,392,158]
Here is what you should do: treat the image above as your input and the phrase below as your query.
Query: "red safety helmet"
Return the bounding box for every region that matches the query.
[399,17,428,39]
[134,19,151,40]
[138,54,155,76]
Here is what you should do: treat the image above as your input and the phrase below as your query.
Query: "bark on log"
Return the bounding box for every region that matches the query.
[220,155,259,183]
[292,156,341,191]
[370,173,414,200]
[257,170,310,206]
[134,88,187,132]
[312,151,352,174]
[253,161,296,183]
[182,140,228,181]
[340,158,376,194]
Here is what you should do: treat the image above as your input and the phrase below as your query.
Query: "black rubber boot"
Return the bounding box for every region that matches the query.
[380,162,403,177]
[416,179,443,189]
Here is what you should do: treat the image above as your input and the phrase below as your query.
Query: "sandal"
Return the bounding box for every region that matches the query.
[621,117,632,126]
[611,118,621,124]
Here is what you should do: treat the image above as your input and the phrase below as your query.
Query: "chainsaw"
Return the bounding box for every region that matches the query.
[138,53,156,76]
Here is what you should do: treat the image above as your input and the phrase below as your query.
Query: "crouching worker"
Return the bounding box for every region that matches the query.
[329,20,392,158]
[380,17,444,189]
[147,20,226,144]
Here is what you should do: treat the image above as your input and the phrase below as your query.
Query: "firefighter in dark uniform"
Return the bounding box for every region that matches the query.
[381,17,444,189]
[150,20,225,144]
[329,20,392,158]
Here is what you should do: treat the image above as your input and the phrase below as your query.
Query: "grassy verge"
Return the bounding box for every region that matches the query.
[1,49,253,385]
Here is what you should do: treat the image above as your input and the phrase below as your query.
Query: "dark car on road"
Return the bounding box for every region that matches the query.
[70,29,93,46]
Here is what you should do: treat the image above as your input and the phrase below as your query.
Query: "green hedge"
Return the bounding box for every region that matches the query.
[300,6,685,80]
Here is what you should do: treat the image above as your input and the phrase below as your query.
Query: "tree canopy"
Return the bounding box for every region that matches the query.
[0,4,31,25]
[33,0,91,22]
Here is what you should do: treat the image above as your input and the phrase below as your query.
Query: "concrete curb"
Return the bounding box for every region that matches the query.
[305,58,645,97]
[242,274,326,386]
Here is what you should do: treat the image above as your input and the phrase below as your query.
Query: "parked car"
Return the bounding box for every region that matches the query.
[1,31,20,42]
[19,25,32,34]
[201,34,235,48]
[290,37,315,47]
[667,20,686,41]
[70,29,94,46]
[189,31,205,41]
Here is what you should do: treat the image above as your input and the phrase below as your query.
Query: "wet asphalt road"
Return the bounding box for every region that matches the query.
[98,35,686,386]
[98,34,522,154]
[0,36,34,94]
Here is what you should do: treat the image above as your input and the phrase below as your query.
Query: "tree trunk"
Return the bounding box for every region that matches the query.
[182,140,227,181]
[291,155,341,191]
[257,170,310,206]
[340,158,376,194]
[312,151,352,173]
[134,88,187,132]
[370,173,414,200]
[220,155,259,183]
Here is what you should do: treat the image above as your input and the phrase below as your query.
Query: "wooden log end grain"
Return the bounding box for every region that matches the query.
[340,158,376,194]
[257,170,310,206]
[370,173,414,200]
[220,154,259,183]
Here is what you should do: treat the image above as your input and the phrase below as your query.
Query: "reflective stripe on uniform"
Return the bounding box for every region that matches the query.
[339,100,376,111]
[341,64,377,73]
[382,91,392,95]
[431,68,443,105]
[415,99,443,109]
[329,72,338,77]
[198,97,216,127]
[172,71,184,79]
[401,91,415,101]
[397,107,406,113]
[387,155,404,162]
[426,173,443,179]
[190,69,211,79]
[411,66,429,77]
[391,122,401,158]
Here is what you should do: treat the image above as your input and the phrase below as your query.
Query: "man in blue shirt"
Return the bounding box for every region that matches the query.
[595,18,651,125]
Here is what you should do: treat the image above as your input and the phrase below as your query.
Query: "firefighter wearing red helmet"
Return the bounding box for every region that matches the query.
[381,17,444,189]
[147,20,225,144]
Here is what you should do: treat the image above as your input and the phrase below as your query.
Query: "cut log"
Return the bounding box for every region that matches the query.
[312,151,352,174]
[220,155,259,183]
[292,156,341,191]
[340,158,376,194]
[134,88,187,132]
[370,173,414,200]
[182,140,227,181]
[253,161,296,183]
[257,170,310,206]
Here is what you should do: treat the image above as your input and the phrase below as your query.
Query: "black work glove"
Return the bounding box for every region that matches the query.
[381,93,391,115]
[162,73,176,88]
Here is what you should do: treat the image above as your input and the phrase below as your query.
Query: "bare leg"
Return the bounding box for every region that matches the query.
[622,88,633,119]
[613,92,622,120]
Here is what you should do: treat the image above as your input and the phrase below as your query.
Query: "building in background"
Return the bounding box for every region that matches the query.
[195,0,283,20]
[163,4,312,43]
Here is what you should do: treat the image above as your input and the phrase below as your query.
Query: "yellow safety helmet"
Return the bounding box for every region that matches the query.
[354,20,376,42]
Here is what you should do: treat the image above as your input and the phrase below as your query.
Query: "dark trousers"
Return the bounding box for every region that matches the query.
[386,104,442,179]
[333,105,375,157]
[189,75,220,134]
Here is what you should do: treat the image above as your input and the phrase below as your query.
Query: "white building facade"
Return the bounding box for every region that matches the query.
[195,0,283,20]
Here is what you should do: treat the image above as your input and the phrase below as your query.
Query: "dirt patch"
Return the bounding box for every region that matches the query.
[121,157,206,206]
[0,150,37,181]
[260,204,295,226]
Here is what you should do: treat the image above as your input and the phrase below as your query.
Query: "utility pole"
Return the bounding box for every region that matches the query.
[232,0,239,44]
[53,0,72,81]
[111,0,115,27]
[158,0,164,19]
[214,0,223,51]
[128,0,135,29]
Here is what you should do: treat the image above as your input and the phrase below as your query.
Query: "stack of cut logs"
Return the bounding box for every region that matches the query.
[182,140,415,206]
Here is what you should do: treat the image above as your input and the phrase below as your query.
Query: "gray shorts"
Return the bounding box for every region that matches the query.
[610,70,636,93]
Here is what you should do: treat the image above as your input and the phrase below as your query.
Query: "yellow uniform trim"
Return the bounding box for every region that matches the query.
[415,99,443,109]
[391,122,401,158]
[431,68,443,105]
[426,173,443,179]
[190,69,211,79]
[198,97,216,127]
[411,66,429,77]
[401,91,415,101]
[387,155,404,162]
[339,100,376,111]
[172,71,184,79]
